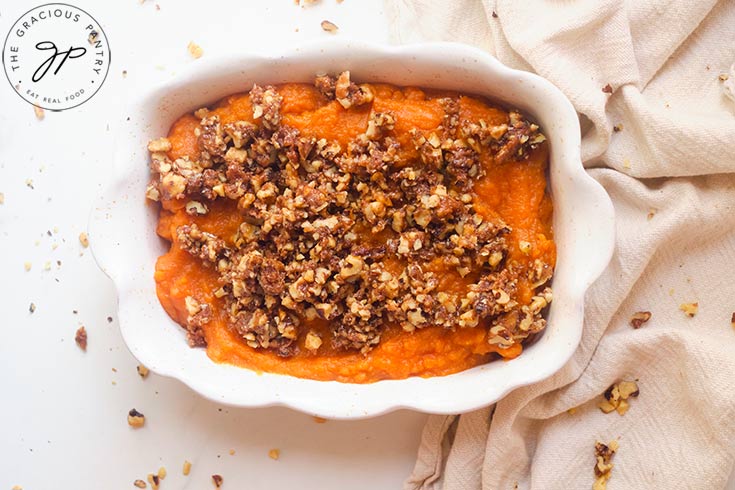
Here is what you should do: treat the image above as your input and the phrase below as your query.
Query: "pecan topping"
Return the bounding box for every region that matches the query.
[147,74,552,357]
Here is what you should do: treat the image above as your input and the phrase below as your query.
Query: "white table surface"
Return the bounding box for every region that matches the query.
[1,1,733,489]
[0,1,427,489]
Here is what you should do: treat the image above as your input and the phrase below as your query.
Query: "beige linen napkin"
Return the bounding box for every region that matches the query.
[384,1,735,488]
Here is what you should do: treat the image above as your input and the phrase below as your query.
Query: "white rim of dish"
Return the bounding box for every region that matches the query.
[90,40,615,419]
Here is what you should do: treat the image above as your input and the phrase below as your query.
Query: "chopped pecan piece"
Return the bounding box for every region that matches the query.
[593,440,619,490]
[334,71,374,109]
[679,302,698,317]
[75,326,87,351]
[630,311,651,328]
[127,408,145,428]
[212,474,223,488]
[598,380,639,415]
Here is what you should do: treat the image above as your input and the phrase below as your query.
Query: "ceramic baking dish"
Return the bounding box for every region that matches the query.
[89,41,614,419]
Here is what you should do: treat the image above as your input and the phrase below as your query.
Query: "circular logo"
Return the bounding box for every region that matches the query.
[2,3,110,111]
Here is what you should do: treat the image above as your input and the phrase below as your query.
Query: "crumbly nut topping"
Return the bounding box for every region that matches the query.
[133,480,147,488]
[629,311,651,329]
[593,440,619,490]
[147,73,552,357]
[598,380,639,415]
[75,326,87,351]
[268,448,281,460]
[679,302,698,317]
[34,105,45,120]
[182,460,192,476]
[128,408,146,428]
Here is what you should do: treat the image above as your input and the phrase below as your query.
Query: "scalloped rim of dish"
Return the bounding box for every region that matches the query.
[89,40,614,419]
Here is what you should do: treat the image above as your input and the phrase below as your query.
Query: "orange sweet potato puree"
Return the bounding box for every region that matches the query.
[154,83,555,383]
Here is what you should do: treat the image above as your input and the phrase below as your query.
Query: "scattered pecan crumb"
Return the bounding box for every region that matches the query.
[492,10,498,18]
[629,311,651,329]
[133,480,147,488]
[567,407,577,415]
[158,467,167,480]
[107,316,113,323]
[24,262,32,271]
[122,70,128,78]
[0,192,4,204]
[128,408,145,428]
[321,19,339,33]
[43,261,51,271]
[187,41,204,59]
[593,440,619,490]
[25,178,34,189]
[29,302,36,313]
[719,74,729,81]
[647,208,656,220]
[34,106,45,120]
[182,460,192,476]
[313,416,327,423]
[731,312,735,329]
[137,365,150,378]
[612,123,623,132]
[12,486,23,490]
[601,84,613,94]
[679,302,698,317]
[212,474,223,488]
[88,30,99,44]
[228,449,235,455]
[147,473,160,490]
[598,380,639,415]
[268,448,281,460]
[75,326,87,351]
[79,232,90,248]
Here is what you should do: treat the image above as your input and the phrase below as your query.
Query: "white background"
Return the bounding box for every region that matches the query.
[0,1,427,489]
[1,1,734,489]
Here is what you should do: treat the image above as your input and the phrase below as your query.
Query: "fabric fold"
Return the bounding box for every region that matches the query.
[385,0,735,488]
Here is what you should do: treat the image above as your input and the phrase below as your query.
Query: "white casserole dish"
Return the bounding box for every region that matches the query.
[89,41,614,419]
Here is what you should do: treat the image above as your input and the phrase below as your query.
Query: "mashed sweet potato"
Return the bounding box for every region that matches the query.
[151,76,555,383]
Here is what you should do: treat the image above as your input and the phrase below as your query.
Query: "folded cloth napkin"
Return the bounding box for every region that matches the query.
[384,1,735,488]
